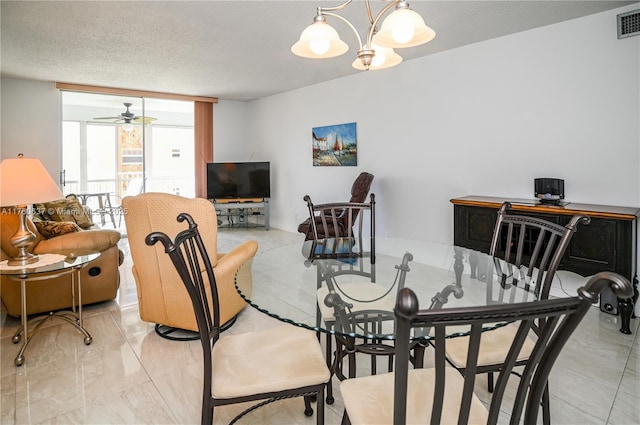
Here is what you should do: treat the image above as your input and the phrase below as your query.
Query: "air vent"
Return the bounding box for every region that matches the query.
[618,9,640,39]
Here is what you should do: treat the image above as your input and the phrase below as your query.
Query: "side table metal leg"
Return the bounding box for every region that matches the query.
[14,313,54,366]
[17,278,26,342]
[14,278,28,366]
[74,266,92,344]
[54,314,92,344]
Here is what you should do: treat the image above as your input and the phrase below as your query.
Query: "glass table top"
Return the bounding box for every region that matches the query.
[0,252,100,277]
[235,237,542,340]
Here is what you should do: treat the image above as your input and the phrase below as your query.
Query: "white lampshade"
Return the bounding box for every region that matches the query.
[352,44,403,70]
[373,5,436,48]
[291,19,349,59]
[0,156,64,207]
[122,123,134,132]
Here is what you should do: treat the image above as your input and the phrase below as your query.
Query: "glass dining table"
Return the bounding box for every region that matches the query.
[235,236,544,403]
[235,235,541,343]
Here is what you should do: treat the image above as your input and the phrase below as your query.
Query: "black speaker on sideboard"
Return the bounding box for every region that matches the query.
[534,178,564,205]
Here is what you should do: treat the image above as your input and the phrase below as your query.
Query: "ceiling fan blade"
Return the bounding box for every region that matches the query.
[133,116,157,124]
[93,116,121,120]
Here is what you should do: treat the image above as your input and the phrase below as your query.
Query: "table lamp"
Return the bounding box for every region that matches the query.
[0,154,64,266]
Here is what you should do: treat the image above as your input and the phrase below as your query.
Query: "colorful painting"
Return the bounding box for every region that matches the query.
[312,122,357,166]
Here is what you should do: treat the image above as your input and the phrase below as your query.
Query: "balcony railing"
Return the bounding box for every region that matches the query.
[65,174,194,207]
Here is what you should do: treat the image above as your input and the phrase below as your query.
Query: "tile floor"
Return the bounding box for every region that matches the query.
[1,227,639,424]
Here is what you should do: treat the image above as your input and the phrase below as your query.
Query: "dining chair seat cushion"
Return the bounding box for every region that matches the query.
[211,324,330,398]
[317,282,396,322]
[443,323,536,368]
[341,367,488,425]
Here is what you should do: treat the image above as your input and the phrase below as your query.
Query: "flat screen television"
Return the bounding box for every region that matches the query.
[206,161,271,199]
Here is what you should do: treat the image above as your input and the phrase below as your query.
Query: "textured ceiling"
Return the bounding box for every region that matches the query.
[1,1,636,101]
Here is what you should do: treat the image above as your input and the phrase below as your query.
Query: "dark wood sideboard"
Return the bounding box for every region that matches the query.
[451,196,639,334]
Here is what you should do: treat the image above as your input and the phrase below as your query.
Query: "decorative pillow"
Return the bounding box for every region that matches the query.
[34,220,81,239]
[31,204,49,222]
[39,196,94,229]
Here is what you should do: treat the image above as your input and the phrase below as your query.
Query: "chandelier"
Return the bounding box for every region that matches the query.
[291,0,435,71]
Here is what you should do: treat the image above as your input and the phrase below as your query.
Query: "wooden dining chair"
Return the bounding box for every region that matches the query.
[146,213,330,425]
[443,201,590,424]
[340,272,633,425]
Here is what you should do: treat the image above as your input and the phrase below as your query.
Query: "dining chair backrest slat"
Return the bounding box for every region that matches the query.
[390,272,632,425]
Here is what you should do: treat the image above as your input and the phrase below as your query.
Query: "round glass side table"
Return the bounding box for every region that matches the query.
[0,252,100,366]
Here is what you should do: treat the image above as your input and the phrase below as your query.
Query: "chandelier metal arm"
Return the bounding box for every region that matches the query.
[292,0,433,71]
[319,0,401,51]
[316,0,352,14]
[365,0,374,24]
[366,0,400,49]
[323,11,364,51]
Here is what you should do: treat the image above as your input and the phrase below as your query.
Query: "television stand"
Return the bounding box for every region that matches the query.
[212,198,269,230]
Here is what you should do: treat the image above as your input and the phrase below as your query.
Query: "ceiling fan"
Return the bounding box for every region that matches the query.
[93,102,157,125]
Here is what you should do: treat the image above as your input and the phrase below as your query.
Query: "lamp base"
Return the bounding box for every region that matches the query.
[7,251,39,267]
[7,205,39,266]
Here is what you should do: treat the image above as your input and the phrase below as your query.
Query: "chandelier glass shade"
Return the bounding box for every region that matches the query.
[290,16,349,58]
[372,6,436,48]
[352,43,402,70]
[291,0,435,71]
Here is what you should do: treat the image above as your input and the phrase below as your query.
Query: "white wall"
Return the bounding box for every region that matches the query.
[246,5,640,243]
[2,5,639,245]
[213,99,253,162]
[1,79,61,180]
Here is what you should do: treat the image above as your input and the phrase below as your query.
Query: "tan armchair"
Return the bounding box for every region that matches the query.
[1,209,122,317]
[122,192,258,339]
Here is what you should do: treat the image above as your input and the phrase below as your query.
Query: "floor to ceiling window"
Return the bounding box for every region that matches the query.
[61,92,195,212]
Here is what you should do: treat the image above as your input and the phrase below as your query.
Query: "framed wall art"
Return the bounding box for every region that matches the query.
[312,122,357,166]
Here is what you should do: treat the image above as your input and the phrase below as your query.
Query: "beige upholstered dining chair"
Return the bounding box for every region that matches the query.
[340,273,633,425]
[146,212,330,425]
[122,192,258,339]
